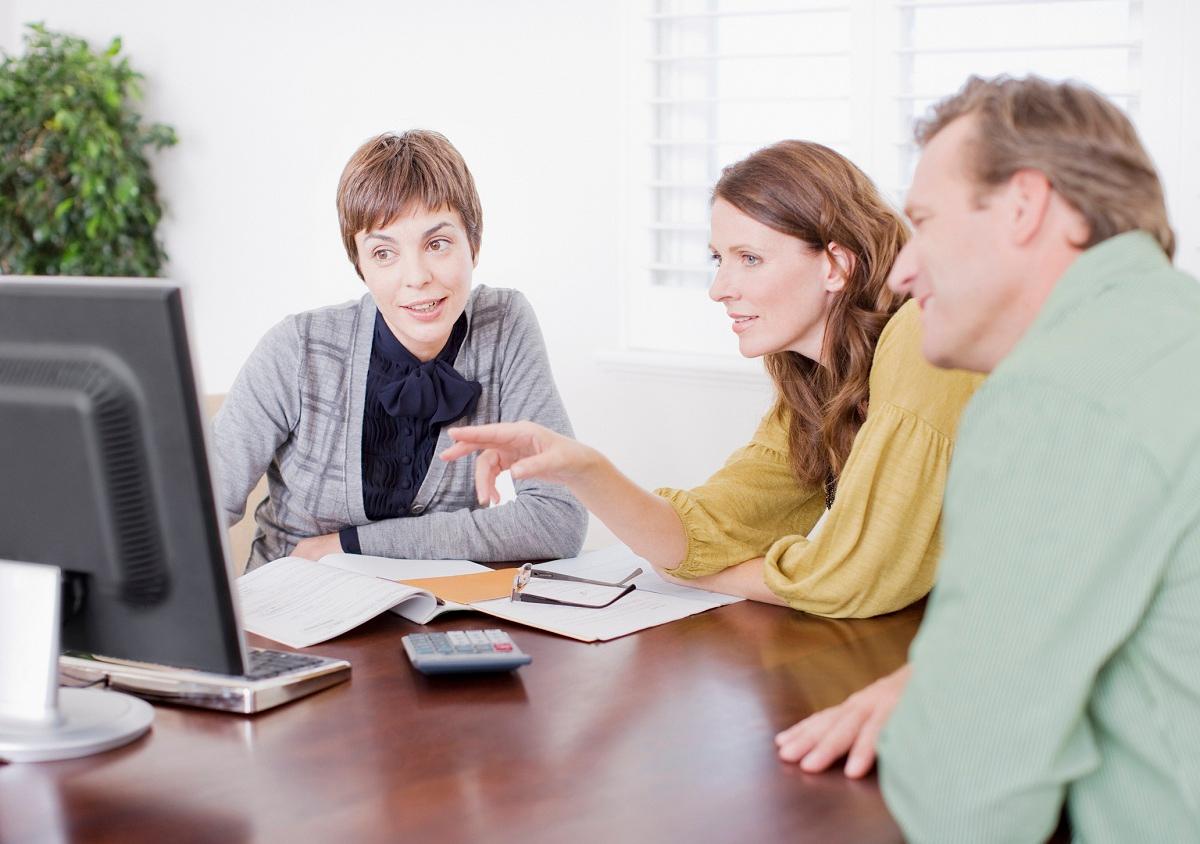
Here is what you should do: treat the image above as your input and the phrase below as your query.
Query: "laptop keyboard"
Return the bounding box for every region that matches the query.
[60,648,351,713]
[244,648,330,680]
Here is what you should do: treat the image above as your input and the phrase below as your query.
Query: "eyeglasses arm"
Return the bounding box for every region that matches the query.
[512,583,636,609]
[528,567,643,588]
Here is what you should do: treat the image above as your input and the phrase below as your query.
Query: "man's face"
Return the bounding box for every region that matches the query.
[887,116,1021,373]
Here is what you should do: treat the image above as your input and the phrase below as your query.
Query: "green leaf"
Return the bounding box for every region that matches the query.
[0,23,174,277]
[115,175,136,203]
[102,79,121,110]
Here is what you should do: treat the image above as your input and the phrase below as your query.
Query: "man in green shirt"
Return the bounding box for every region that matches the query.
[775,76,1200,840]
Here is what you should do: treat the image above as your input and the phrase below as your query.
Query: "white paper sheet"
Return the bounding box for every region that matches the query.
[518,577,634,607]
[535,545,744,606]
[473,587,722,643]
[237,557,436,648]
[318,554,489,581]
[464,544,746,642]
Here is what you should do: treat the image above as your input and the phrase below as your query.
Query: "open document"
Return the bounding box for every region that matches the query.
[236,546,745,648]
[472,544,744,642]
[237,555,491,647]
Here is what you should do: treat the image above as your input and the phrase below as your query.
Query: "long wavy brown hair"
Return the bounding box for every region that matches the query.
[713,141,908,492]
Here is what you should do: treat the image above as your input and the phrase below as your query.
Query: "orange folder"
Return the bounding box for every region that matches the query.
[398,568,516,604]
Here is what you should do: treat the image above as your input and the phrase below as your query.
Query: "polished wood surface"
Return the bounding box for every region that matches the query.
[0,600,922,843]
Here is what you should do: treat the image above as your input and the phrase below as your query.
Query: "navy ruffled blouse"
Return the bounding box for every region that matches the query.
[339,312,480,553]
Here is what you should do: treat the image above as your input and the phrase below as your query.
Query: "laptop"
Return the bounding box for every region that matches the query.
[59,648,351,714]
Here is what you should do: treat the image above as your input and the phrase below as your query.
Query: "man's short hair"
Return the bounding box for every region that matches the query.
[336,130,483,279]
[917,75,1174,259]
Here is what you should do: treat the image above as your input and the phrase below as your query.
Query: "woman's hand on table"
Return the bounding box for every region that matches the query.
[292,532,343,561]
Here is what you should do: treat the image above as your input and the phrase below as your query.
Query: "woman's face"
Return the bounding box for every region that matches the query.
[708,198,845,362]
[355,203,476,362]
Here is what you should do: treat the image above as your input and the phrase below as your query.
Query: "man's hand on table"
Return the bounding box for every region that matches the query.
[775,663,912,778]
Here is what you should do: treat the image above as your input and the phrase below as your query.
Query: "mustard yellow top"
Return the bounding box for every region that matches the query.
[655,299,983,618]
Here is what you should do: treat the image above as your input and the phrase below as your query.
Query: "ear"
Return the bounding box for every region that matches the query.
[1009,169,1054,246]
[823,243,855,293]
[472,246,480,269]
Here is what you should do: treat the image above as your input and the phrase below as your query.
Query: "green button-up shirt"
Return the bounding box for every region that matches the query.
[879,231,1200,842]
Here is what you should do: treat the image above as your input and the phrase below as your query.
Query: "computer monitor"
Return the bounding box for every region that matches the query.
[0,277,247,762]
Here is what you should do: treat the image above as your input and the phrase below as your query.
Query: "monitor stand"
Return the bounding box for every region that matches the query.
[0,560,154,763]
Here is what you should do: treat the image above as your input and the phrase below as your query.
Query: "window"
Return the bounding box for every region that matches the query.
[619,0,1197,359]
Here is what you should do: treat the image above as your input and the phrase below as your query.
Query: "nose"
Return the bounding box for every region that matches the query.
[399,250,433,290]
[887,240,919,297]
[708,263,734,303]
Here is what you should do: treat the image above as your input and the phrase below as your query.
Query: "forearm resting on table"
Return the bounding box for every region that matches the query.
[545,452,785,605]
[574,458,784,605]
[666,557,786,605]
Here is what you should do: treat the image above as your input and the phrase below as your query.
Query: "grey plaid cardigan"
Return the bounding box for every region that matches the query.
[213,285,587,571]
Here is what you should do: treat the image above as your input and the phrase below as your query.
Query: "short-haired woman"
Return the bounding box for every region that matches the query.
[444,141,982,617]
[214,130,586,571]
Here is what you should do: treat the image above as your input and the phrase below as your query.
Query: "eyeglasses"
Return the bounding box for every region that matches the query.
[510,563,642,609]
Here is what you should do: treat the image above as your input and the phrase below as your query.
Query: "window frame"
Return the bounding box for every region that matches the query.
[613,0,1197,371]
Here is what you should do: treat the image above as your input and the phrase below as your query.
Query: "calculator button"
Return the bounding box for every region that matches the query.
[403,630,530,675]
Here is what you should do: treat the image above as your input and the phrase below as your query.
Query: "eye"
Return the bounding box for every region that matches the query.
[709,251,721,267]
[428,237,451,253]
[373,248,394,262]
[741,253,760,266]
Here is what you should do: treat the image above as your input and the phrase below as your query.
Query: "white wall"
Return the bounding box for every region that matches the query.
[1,1,774,548]
[0,1,15,53]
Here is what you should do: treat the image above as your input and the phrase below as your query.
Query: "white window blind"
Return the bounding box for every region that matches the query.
[646,1,858,290]
[892,0,1143,194]
[624,0,1195,358]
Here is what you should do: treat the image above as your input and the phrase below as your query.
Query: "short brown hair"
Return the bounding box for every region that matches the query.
[715,141,908,489]
[917,75,1174,258]
[336,130,483,278]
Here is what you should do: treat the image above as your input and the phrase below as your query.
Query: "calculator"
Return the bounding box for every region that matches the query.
[401,629,532,674]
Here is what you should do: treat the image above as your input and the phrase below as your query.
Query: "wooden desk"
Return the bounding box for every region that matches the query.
[0,601,921,843]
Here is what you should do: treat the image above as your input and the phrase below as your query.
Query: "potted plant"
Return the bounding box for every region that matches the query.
[0,23,177,277]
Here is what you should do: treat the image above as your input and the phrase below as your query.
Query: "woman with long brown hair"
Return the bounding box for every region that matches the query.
[441,141,980,616]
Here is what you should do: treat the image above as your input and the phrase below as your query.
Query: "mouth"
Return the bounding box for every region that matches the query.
[729,313,758,334]
[400,297,447,320]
